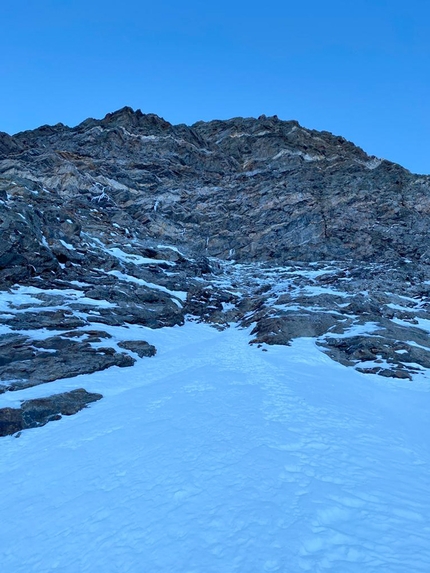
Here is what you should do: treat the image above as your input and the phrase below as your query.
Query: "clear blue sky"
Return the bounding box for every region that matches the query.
[1,0,429,173]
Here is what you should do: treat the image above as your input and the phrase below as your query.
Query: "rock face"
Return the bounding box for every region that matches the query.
[1,107,430,434]
[1,107,430,272]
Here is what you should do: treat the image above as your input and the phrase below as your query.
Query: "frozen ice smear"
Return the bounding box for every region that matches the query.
[105,246,175,266]
[0,321,429,572]
[107,269,187,301]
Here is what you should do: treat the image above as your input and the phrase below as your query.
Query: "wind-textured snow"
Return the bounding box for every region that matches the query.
[1,320,429,572]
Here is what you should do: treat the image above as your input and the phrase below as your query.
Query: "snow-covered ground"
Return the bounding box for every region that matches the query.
[1,320,429,572]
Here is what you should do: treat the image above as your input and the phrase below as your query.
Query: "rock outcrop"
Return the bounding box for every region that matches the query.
[0,388,102,437]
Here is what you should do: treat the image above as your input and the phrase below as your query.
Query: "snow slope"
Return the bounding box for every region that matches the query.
[1,321,429,572]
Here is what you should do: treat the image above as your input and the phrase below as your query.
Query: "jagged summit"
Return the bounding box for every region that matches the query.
[3,107,382,167]
[77,106,173,133]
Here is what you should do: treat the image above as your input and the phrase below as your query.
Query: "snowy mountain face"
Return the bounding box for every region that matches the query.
[0,108,430,572]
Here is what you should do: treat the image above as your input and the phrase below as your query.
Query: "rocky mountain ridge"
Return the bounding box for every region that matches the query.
[1,107,430,435]
[2,106,430,269]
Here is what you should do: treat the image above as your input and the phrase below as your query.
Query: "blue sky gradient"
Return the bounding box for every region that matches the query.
[1,0,429,173]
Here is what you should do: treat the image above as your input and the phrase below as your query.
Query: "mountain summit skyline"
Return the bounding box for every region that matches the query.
[1,106,430,275]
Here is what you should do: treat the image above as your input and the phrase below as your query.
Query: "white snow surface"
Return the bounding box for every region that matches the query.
[0,285,116,312]
[1,321,430,572]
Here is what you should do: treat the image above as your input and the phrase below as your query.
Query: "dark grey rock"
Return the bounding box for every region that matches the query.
[118,340,156,358]
[250,312,341,345]
[6,310,87,330]
[0,333,34,366]
[0,388,102,436]
[319,334,430,379]
[0,335,135,391]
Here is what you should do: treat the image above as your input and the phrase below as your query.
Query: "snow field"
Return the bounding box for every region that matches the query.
[0,321,429,572]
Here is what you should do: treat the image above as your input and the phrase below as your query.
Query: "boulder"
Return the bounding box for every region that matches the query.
[117,340,156,358]
[0,388,103,436]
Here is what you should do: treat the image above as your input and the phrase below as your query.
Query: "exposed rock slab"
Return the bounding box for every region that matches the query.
[117,340,156,358]
[249,312,343,345]
[0,388,102,436]
[0,332,134,392]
